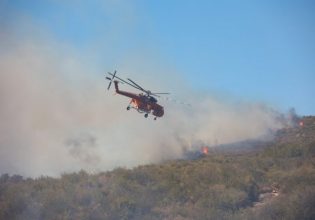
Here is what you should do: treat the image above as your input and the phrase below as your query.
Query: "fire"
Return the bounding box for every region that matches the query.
[131,99,139,108]
[202,146,209,155]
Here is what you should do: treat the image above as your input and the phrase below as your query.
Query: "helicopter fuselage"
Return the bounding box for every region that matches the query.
[114,81,164,117]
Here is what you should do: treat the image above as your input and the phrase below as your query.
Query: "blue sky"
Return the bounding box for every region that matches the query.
[3,0,315,115]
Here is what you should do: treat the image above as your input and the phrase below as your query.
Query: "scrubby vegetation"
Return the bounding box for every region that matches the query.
[1,116,315,219]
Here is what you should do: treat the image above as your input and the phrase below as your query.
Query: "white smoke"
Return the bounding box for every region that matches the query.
[0,37,286,177]
[0,5,287,177]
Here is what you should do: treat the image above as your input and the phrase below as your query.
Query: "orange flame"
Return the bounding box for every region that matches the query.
[202,147,209,155]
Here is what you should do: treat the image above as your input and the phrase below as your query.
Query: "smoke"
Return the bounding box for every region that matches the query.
[0,38,286,177]
[0,12,287,178]
[65,133,101,166]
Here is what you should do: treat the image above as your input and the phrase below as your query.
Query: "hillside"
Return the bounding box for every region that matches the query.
[1,116,315,220]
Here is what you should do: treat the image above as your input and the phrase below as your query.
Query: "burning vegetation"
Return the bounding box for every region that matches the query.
[182,146,210,160]
[0,117,314,219]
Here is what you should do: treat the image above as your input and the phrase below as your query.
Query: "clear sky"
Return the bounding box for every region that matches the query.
[2,0,315,115]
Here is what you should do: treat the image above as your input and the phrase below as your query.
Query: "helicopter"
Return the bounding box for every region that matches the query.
[105,71,169,120]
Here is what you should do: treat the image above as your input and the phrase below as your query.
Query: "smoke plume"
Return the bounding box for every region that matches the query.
[0,27,286,178]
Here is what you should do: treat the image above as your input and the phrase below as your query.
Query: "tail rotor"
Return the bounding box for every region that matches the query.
[105,70,117,90]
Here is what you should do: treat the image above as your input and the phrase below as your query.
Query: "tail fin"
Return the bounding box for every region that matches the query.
[114,80,119,92]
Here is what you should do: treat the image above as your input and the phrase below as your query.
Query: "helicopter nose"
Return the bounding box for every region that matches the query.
[153,107,164,117]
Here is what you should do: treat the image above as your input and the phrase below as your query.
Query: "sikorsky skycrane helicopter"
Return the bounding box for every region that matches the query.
[105,71,169,120]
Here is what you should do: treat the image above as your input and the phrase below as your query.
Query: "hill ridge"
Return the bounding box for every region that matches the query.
[1,116,315,219]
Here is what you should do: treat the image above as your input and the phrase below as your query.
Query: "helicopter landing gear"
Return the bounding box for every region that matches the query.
[144,113,148,118]
[126,106,130,110]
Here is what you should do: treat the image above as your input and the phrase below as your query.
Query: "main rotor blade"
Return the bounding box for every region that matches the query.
[107,72,144,91]
[152,92,170,95]
[126,78,170,97]
[162,96,191,107]
[148,92,170,98]
[127,78,146,91]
